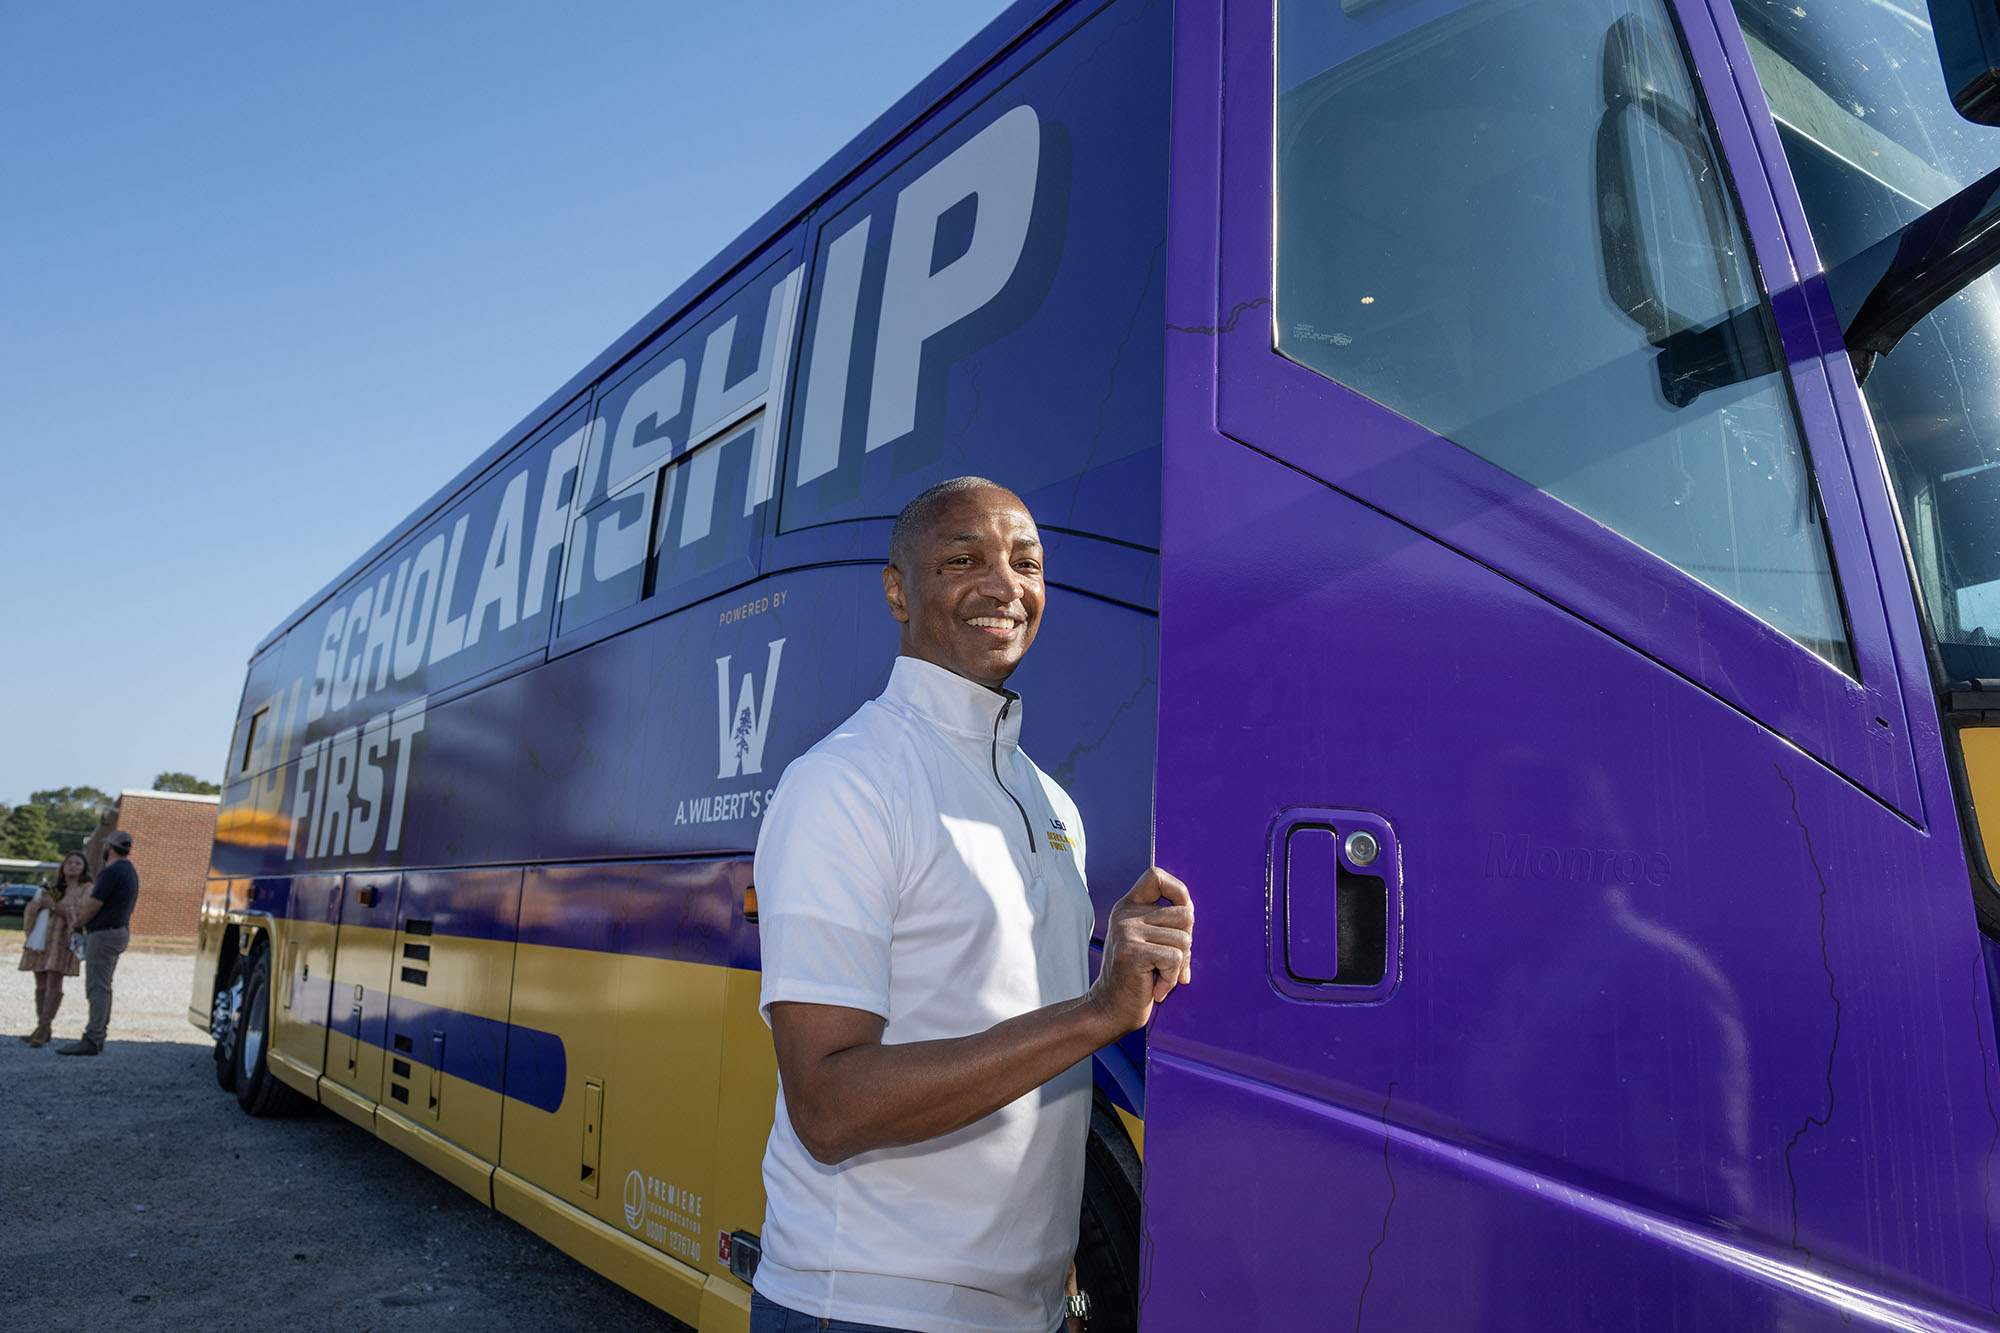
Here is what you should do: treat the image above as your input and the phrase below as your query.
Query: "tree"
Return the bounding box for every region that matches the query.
[25,787,113,858]
[153,772,220,796]
[2,804,59,862]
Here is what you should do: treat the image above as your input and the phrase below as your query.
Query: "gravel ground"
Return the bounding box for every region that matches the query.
[0,927,684,1331]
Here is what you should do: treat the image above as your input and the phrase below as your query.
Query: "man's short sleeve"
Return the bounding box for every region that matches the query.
[753,752,900,1026]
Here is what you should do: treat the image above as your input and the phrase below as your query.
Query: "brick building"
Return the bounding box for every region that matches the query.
[84,789,219,941]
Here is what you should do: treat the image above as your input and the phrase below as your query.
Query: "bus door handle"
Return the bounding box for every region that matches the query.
[428,1029,445,1119]
[347,983,364,1073]
[1270,808,1400,1002]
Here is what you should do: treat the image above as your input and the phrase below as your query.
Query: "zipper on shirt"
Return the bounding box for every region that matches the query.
[992,696,1038,856]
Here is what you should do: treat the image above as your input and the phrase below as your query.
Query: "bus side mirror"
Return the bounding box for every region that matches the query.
[1595,15,1741,348]
[1930,0,2000,125]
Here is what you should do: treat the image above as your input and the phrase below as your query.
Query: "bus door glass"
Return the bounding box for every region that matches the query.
[1223,0,1919,804]
[1143,0,2000,1325]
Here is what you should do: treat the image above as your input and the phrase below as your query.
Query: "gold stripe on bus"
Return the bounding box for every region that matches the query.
[1964,726,2000,875]
[1116,1104,1146,1157]
[495,1168,722,1328]
[377,1108,496,1207]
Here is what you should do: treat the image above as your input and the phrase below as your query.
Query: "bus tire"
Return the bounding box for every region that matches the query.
[211,954,243,1093]
[234,946,307,1117]
[1075,1092,1143,1333]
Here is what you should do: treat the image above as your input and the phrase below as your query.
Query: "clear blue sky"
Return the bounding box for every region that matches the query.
[0,1,1013,806]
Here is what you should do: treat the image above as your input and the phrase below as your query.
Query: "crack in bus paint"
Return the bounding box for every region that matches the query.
[1356,1080,1399,1333]
[1051,670,1151,786]
[1059,234,1167,534]
[1774,762,1842,1274]
[1168,297,1270,337]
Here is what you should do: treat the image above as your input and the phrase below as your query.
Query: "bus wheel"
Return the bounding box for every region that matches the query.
[211,955,243,1093]
[234,946,308,1117]
[1075,1093,1143,1333]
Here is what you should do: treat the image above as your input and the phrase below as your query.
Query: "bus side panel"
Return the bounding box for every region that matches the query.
[320,872,402,1126]
[500,860,738,1324]
[373,867,523,1202]
[604,868,732,1280]
[1147,1054,1999,1330]
[1146,442,2000,1328]
[502,871,626,1226]
[271,874,340,1085]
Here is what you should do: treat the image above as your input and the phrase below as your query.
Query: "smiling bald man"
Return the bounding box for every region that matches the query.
[748,476,1193,1333]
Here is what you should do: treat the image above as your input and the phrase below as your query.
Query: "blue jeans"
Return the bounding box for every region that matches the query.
[749,1290,917,1333]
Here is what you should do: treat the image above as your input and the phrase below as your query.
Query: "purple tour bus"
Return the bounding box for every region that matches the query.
[197,0,2000,1326]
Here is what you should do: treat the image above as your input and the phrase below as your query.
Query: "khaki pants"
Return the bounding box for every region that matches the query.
[83,927,129,1045]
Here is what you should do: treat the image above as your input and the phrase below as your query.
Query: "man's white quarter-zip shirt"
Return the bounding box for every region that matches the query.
[753,654,1095,1333]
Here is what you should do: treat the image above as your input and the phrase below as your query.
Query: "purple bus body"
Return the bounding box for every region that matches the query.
[1143,0,2000,1327]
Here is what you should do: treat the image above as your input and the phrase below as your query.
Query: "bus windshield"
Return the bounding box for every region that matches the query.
[1736,0,2000,681]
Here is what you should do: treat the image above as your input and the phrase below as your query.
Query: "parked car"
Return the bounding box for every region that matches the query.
[0,883,39,917]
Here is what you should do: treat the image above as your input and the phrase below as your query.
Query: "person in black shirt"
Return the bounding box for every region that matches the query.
[59,829,138,1056]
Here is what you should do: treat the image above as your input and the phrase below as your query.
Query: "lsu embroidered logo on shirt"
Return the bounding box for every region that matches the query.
[1045,819,1074,853]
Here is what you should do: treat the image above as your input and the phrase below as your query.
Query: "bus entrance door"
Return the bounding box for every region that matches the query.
[374,867,523,1205]
[320,871,400,1130]
[1143,0,2000,1320]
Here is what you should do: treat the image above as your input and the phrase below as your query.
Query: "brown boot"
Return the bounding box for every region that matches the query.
[24,989,51,1047]
[36,990,62,1045]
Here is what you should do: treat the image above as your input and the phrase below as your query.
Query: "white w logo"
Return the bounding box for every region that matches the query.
[715,638,785,779]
